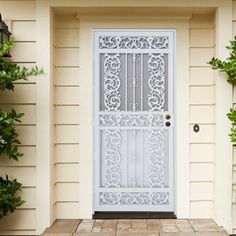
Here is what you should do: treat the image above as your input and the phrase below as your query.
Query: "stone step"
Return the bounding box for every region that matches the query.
[41,219,229,236]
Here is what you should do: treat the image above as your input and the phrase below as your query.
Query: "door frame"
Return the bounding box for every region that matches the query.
[92,29,176,214]
[78,17,190,219]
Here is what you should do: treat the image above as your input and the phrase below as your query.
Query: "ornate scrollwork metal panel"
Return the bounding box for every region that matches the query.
[149,130,166,187]
[94,30,174,212]
[148,54,165,111]
[99,192,169,205]
[104,53,121,111]
[104,130,122,187]
[99,114,164,127]
[99,36,169,49]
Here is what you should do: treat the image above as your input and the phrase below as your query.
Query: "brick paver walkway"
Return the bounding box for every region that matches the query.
[42,219,229,236]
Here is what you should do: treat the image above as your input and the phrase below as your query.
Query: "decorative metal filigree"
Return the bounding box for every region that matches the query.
[99,192,169,205]
[104,130,121,187]
[99,114,163,127]
[149,130,166,187]
[148,54,165,111]
[104,53,121,111]
[99,36,169,49]
[96,32,173,211]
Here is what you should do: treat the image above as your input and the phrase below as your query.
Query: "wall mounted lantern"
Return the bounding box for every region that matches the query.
[0,13,12,56]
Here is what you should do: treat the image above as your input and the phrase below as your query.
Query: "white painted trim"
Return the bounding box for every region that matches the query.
[79,19,93,219]
[79,18,190,219]
[36,0,231,7]
[77,15,193,20]
[215,5,233,234]
[35,5,54,235]
[175,21,190,218]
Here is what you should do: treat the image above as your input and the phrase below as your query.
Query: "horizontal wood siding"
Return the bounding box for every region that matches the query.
[189,14,215,218]
[54,14,80,219]
[0,1,35,21]
[0,1,36,234]
[0,2,228,231]
[53,13,217,220]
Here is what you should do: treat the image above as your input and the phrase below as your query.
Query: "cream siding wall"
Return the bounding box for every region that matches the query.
[0,1,37,235]
[0,0,234,234]
[189,15,216,218]
[52,13,216,219]
[232,1,236,233]
[53,15,80,219]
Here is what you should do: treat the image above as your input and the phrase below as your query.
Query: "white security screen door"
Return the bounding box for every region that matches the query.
[93,30,175,212]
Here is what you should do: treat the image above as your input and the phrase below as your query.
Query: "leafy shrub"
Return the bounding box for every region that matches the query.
[0,175,24,219]
[0,40,43,218]
[209,37,236,145]
[0,109,24,160]
[209,36,236,84]
[227,108,236,146]
[0,41,43,91]
[209,37,236,191]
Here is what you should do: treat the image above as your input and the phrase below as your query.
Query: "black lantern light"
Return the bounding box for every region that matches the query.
[0,13,12,56]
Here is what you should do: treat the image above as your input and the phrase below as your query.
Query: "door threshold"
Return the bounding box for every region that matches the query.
[93,212,176,219]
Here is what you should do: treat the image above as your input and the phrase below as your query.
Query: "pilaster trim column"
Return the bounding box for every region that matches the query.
[215,5,233,233]
[35,5,54,235]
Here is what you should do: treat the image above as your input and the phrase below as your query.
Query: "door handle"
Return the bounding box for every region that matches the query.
[164,113,172,127]
[165,114,171,120]
[165,121,171,127]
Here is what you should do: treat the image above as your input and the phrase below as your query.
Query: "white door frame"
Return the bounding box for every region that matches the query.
[92,29,176,213]
[77,17,190,218]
